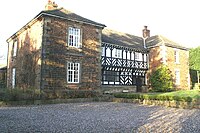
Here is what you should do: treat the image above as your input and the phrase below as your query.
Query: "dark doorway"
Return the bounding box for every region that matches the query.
[136,77,143,92]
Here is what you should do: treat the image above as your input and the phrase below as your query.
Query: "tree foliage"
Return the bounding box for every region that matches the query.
[189,46,200,84]
[149,65,173,92]
[189,46,200,71]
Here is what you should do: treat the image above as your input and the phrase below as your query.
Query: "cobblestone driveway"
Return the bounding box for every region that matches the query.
[0,102,200,133]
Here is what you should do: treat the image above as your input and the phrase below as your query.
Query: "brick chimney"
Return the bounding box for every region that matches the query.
[142,26,150,38]
[45,0,58,10]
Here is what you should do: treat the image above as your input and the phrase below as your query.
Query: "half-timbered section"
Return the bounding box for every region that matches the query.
[101,29,148,92]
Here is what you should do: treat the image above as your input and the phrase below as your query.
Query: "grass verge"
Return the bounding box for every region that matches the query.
[114,90,200,103]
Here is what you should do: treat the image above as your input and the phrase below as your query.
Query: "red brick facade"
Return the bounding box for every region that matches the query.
[148,44,190,90]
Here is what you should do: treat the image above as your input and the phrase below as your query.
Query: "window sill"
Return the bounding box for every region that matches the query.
[67,46,82,51]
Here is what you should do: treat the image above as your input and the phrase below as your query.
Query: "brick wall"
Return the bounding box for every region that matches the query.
[166,46,190,90]
[148,45,190,90]
[41,16,102,90]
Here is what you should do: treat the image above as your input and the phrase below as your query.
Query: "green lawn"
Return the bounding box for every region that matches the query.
[159,90,200,99]
[114,89,200,102]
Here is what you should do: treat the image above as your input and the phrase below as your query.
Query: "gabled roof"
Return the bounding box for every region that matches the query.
[102,29,146,51]
[146,35,189,50]
[38,8,106,28]
[7,7,106,42]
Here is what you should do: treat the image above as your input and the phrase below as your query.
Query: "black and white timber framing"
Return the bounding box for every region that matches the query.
[101,42,148,87]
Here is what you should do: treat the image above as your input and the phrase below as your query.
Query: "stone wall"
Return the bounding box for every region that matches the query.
[41,16,102,91]
[7,18,43,89]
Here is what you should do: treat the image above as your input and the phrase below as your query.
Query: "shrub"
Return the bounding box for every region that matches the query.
[0,87,42,101]
[149,65,174,92]
[42,90,102,100]
[113,93,194,103]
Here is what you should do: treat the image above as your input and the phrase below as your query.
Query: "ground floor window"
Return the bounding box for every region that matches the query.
[12,68,16,88]
[103,71,119,85]
[102,69,145,86]
[67,62,80,83]
[175,69,180,85]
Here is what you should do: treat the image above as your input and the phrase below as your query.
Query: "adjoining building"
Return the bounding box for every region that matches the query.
[0,66,7,88]
[6,1,190,92]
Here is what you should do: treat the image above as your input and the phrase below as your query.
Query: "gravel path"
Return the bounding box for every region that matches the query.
[0,102,200,133]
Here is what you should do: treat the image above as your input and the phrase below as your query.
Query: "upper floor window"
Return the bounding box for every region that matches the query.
[113,48,122,58]
[161,45,167,64]
[135,52,140,60]
[175,69,180,85]
[67,62,80,83]
[13,41,18,57]
[68,27,81,48]
[174,49,179,64]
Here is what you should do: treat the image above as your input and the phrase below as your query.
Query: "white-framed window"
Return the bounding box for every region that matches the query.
[106,48,111,57]
[12,68,16,88]
[68,27,81,48]
[174,49,179,64]
[67,62,80,83]
[135,52,139,60]
[122,50,126,59]
[13,41,18,57]
[113,48,122,58]
[175,69,180,85]
[127,52,131,60]
[131,52,135,60]
[160,45,167,64]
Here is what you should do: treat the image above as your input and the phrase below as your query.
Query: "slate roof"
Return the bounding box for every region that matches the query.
[146,35,189,50]
[7,7,106,42]
[39,8,106,28]
[102,29,146,51]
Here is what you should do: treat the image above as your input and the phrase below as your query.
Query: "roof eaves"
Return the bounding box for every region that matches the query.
[164,43,190,51]
[102,41,148,53]
[41,12,106,28]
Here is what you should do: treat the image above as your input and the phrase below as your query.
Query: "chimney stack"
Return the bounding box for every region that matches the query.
[142,26,150,38]
[45,0,58,10]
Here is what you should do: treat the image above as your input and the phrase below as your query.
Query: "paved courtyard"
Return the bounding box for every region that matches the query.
[0,102,200,133]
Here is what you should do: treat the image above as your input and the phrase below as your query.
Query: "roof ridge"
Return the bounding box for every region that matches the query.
[103,28,142,39]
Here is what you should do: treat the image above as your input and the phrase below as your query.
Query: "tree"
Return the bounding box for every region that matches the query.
[149,65,173,92]
[189,46,200,84]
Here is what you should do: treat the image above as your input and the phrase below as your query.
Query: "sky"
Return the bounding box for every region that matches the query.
[0,0,200,66]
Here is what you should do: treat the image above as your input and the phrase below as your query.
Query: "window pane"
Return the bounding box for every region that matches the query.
[13,41,17,57]
[12,68,16,88]
[68,27,81,48]
[67,62,80,83]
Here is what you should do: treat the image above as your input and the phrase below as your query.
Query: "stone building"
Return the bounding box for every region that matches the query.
[6,1,190,92]
[7,1,105,91]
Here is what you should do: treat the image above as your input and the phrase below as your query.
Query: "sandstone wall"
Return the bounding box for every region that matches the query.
[7,18,43,89]
[41,16,102,90]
